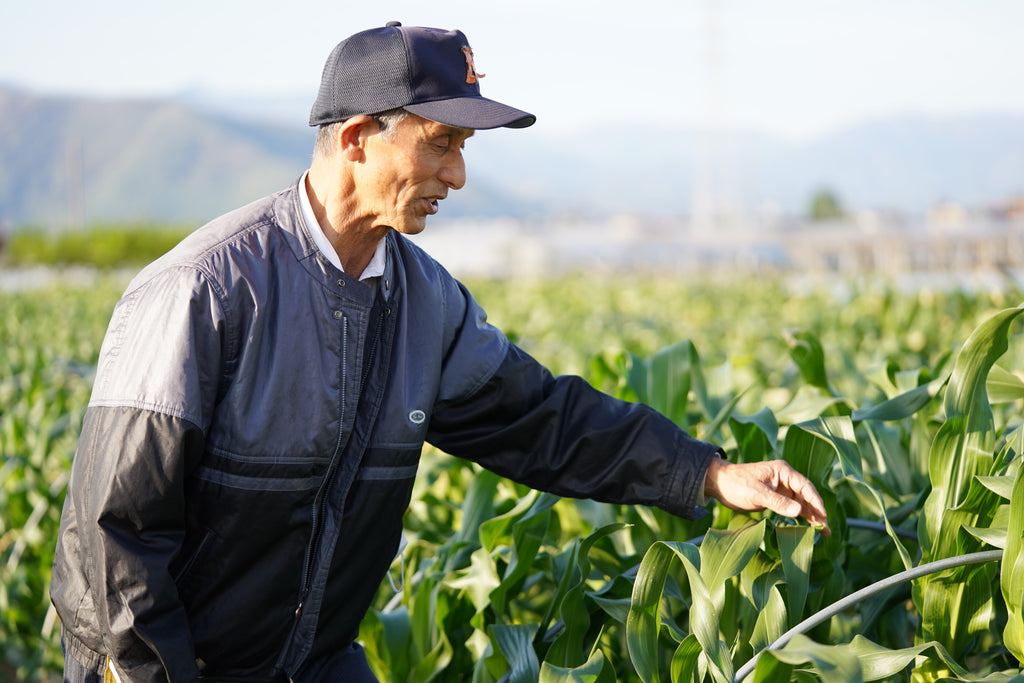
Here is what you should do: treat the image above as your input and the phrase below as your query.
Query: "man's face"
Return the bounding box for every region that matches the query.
[356,114,473,235]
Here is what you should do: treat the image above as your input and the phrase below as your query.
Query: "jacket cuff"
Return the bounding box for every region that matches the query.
[668,434,724,520]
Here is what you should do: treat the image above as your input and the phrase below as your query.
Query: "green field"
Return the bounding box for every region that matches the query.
[3,270,1024,682]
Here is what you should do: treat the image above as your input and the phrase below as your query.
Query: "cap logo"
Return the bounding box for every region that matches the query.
[462,46,486,84]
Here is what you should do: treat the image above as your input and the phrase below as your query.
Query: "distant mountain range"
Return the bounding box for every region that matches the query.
[1,84,1022,229]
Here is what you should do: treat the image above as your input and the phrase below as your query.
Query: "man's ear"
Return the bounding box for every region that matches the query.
[339,115,377,162]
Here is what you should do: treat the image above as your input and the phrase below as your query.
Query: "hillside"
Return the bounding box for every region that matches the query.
[2,85,1023,229]
[0,86,313,229]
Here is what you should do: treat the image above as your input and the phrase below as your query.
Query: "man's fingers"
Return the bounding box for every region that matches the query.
[708,459,831,535]
[773,466,832,535]
[759,486,802,518]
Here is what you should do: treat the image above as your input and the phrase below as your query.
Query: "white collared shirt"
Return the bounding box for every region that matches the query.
[299,170,386,281]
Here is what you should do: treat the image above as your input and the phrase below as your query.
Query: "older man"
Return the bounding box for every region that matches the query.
[51,22,827,682]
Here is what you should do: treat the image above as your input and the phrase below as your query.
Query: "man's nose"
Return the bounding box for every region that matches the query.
[438,150,466,190]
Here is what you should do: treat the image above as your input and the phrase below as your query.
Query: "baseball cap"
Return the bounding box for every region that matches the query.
[309,22,536,130]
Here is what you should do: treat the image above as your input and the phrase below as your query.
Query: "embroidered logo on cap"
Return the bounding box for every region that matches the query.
[462,46,485,84]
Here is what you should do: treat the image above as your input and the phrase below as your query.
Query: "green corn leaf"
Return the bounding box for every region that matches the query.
[749,585,787,655]
[819,635,972,681]
[729,408,780,462]
[784,330,836,396]
[962,501,1009,549]
[1002,462,1024,661]
[850,374,947,422]
[360,607,413,682]
[627,340,696,428]
[410,638,453,683]
[923,305,1024,558]
[978,475,1016,501]
[545,523,629,668]
[857,420,918,500]
[478,486,541,552]
[488,493,558,616]
[699,521,766,608]
[774,385,848,425]
[704,390,747,446]
[797,416,913,569]
[776,524,814,628]
[916,305,1024,665]
[539,649,610,683]
[445,547,501,629]
[987,364,1024,404]
[756,633,863,683]
[669,634,703,683]
[410,576,438,662]
[748,650,795,683]
[627,541,732,683]
[627,541,693,683]
[781,425,848,597]
[492,623,541,683]
[755,634,982,683]
[679,553,733,683]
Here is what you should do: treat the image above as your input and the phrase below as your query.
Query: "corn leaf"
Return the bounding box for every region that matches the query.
[987,364,1024,404]
[670,634,704,683]
[545,523,629,668]
[1002,462,1024,661]
[785,330,836,396]
[492,623,541,683]
[776,525,814,629]
[628,340,697,429]
[754,633,863,683]
[540,649,611,683]
[850,375,947,422]
[916,305,1024,667]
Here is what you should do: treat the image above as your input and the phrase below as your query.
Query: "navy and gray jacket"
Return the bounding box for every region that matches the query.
[50,180,720,681]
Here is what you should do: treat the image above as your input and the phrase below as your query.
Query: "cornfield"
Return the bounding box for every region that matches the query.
[3,271,1024,682]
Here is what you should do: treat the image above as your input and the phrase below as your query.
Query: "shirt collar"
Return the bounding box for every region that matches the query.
[299,170,386,281]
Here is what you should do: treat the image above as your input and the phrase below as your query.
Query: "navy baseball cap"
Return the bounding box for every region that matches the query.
[309,22,536,130]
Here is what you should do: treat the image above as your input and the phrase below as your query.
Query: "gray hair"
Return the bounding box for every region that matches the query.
[312,108,409,162]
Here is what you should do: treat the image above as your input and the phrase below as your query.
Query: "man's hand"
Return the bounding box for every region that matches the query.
[703,457,830,535]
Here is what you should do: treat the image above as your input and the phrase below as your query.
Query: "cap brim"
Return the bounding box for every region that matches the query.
[405,96,535,130]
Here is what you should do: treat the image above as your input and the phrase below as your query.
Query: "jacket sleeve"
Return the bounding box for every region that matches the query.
[425,284,718,520]
[69,266,227,681]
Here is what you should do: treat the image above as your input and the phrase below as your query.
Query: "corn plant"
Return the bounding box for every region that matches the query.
[3,272,1023,682]
[361,299,1024,682]
[0,283,121,682]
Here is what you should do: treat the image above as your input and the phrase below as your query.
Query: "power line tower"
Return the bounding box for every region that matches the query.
[691,0,739,236]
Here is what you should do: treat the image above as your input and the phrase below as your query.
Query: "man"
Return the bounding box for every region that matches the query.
[51,22,828,682]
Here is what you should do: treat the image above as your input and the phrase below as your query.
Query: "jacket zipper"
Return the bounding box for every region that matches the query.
[294,316,350,618]
[294,301,387,619]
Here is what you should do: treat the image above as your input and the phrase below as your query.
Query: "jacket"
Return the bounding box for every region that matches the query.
[50,180,720,681]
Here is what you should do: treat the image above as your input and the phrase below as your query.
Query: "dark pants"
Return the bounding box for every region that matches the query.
[292,643,378,682]
[61,636,106,683]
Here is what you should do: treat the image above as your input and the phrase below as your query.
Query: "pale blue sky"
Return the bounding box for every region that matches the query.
[2,0,1022,140]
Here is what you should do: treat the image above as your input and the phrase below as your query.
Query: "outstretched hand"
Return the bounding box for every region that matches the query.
[703,457,830,535]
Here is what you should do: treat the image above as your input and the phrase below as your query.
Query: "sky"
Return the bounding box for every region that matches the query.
[2,0,1024,141]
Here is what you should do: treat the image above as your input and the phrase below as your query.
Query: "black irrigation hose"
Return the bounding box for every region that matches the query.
[733,549,1004,683]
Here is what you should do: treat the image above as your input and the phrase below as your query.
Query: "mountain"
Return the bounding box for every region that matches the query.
[468,114,1024,218]
[0,86,314,228]
[1,84,1023,229]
